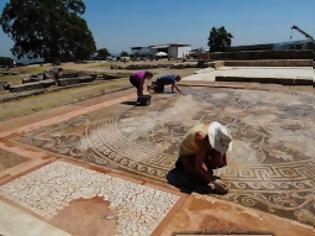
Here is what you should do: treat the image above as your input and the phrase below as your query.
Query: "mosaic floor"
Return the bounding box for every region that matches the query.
[1,160,313,236]
[0,149,28,172]
[13,87,315,226]
[0,161,180,236]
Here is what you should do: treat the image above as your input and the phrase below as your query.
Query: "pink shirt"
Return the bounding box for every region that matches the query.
[132,71,146,80]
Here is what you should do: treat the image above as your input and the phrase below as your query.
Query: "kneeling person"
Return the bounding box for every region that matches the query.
[148,75,182,94]
[176,122,232,194]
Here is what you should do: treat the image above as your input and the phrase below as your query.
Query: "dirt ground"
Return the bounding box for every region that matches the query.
[1,60,195,84]
[0,78,131,121]
[0,61,197,122]
[61,61,196,79]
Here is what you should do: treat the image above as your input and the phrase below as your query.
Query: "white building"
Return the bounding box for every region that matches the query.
[130,47,153,58]
[131,43,191,59]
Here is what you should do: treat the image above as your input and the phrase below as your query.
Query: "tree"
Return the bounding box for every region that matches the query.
[120,51,129,57]
[0,57,13,67]
[208,26,233,53]
[96,48,111,59]
[0,0,96,63]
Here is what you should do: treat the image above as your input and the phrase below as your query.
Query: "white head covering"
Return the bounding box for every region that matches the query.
[208,121,232,153]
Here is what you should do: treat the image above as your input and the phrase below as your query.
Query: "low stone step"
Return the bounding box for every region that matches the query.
[0,89,46,103]
[60,73,79,78]
[215,76,313,86]
[170,62,198,69]
[57,76,96,86]
[7,79,56,92]
[223,59,313,67]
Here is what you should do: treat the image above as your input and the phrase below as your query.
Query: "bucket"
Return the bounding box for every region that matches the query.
[137,95,151,106]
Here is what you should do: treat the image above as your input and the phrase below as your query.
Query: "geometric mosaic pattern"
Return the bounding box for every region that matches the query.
[0,161,179,236]
[0,149,28,172]
[15,88,315,226]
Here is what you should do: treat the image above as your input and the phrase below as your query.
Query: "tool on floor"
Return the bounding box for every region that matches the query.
[104,214,117,220]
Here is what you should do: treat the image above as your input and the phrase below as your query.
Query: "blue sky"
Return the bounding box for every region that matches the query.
[0,0,314,57]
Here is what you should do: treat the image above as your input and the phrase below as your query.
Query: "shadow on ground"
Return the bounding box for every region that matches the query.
[167,167,224,195]
[121,100,137,106]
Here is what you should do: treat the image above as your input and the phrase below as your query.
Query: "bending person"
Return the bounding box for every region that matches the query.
[129,71,153,97]
[176,121,232,194]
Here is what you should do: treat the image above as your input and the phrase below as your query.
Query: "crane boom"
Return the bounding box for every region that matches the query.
[291,25,314,41]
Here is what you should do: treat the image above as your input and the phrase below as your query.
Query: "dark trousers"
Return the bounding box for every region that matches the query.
[176,152,226,184]
[129,76,141,90]
[152,79,165,93]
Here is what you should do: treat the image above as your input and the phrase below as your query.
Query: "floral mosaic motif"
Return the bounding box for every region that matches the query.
[15,88,315,226]
[0,161,179,236]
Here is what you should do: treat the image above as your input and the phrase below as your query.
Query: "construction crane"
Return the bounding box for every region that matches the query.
[290,25,314,41]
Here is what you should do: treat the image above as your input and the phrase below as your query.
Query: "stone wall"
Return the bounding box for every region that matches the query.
[7,79,56,93]
[111,61,207,70]
[215,76,313,85]
[210,50,313,60]
[225,42,314,52]
[225,43,274,52]
[222,59,313,67]
[170,62,199,69]
[56,76,95,86]
[111,64,169,70]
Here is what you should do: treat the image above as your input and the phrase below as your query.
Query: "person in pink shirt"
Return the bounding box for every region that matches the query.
[129,71,153,96]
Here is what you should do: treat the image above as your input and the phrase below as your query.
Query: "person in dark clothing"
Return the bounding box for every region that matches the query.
[148,75,182,94]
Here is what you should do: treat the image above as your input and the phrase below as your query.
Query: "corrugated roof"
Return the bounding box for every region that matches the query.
[149,43,191,49]
[131,46,150,50]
